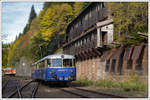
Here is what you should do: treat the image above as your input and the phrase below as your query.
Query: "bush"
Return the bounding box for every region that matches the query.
[71,78,94,86]
[71,72,147,92]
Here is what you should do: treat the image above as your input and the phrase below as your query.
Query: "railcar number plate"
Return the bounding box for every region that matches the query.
[59,77,63,80]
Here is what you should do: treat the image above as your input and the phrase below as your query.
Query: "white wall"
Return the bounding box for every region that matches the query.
[101,24,114,44]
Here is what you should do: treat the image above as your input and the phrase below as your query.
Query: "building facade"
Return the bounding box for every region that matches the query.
[63,2,147,81]
[63,2,114,80]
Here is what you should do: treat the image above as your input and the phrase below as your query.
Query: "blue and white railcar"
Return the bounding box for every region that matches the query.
[32,54,76,83]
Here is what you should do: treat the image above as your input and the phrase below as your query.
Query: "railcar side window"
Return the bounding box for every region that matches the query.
[52,59,62,67]
[39,61,45,68]
[47,59,51,67]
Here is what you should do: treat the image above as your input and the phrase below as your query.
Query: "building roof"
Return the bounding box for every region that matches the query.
[66,2,95,33]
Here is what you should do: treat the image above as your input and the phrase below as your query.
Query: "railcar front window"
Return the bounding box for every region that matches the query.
[52,59,62,67]
[63,59,74,67]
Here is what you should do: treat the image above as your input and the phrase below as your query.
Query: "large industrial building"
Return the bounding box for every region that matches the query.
[63,2,148,81]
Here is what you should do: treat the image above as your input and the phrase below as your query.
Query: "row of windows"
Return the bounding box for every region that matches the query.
[64,30,97,55]
[33,59,75,69]
[105,59,144,75]
[67,3,106,42]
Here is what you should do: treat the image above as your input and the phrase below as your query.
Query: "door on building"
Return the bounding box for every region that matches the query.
[101,31,107,46]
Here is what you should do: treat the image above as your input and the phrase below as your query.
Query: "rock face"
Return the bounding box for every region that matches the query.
[16,57,31,77]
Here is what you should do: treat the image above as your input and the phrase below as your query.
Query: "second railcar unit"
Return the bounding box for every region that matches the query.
[3,67,16,76]
[32,54,76,83]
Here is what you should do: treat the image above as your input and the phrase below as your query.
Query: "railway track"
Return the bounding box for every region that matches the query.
[2,77,40,98]
[35,82,126,98]
[73,87,126,98]
[59,87,126,98]
[3,76,127,98]
[2,80,10,90]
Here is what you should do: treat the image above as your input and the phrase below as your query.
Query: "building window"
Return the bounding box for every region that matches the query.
[84,38,86,44]
[102,3,104,8]
[97,4,99,10]
[89,10,92,18]
[111,60,116,73]
[105,60,110,72]
[85,14,88,21]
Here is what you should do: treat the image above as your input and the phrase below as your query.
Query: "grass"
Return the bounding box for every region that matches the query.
[71,72,148,92]
[71,78,94,87]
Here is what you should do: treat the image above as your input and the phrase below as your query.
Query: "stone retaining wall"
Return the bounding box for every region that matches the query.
[76,43,148,82]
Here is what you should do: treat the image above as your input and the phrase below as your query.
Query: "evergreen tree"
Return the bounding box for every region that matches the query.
[28,5,37,26]
[23,24,29,34]
[23,5,37,34]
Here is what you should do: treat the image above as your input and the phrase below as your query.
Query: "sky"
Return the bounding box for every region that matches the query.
[2,2,44,44]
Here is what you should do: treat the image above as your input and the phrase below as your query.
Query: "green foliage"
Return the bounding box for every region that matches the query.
[121,72,148,92]
[2,44,10,68]
[70,72,147,92]
[73,2,90,17]
[7,34,24,66]
[94,72,147,92]
[23,24,29,34]
[39,3,73,41]
[43,2,52,11]
[106,2,148,45]
[30,32,47,61]
[71,78,94,86]
[28,5,37,26]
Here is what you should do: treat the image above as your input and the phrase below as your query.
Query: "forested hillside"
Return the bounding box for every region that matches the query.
[2,2,148,68]
[4,2,90,67]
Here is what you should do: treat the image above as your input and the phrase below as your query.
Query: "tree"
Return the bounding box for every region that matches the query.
[23,24,29,34]
[28,5,37,26]
[30,32,47,61]
[6,2,91,66]
[73,2,90,17]
[23,5,37,34]
[2,43,10,68]
[106,2,148,45]
[2,33,8,42]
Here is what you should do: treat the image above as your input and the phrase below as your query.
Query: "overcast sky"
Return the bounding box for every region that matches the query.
[2,2,43,44]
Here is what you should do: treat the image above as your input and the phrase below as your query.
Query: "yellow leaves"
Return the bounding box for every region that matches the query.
[39,8,54,41]
[7,34,24,65]
[42,28,54,41]
[38,3,73,40]
[73,2,84,17]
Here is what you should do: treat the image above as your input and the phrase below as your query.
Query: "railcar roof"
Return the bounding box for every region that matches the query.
[32,54,75,65]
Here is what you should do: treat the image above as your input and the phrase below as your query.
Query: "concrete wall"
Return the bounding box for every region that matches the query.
[76,44,148,82]
[96,19,113,47]
[16,57,31,77]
